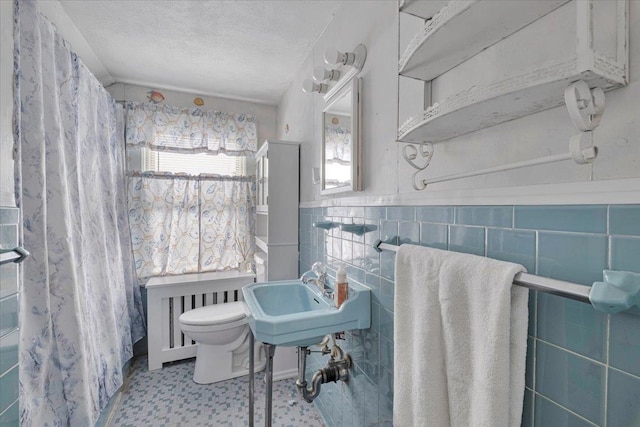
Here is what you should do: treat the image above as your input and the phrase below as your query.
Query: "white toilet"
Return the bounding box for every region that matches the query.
[178,301,266,384]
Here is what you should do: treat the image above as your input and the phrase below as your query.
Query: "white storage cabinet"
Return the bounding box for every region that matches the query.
[255,140,300,281]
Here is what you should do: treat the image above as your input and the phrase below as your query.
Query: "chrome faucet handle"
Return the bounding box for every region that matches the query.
[311,262,327,276]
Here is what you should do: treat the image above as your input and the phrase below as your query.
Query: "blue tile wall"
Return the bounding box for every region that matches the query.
[487,228,536,273]
[299,204,640,427]
[514,205,607,234]
[449,225,485,256]
[419,222,448,250]
[609,205,640,236]
[535,340,605,425]
[0,296,18,338]
[415,206,453,224]
[538,232,608,284]
[522,389,534,427]
[607,369,640,427]
[610,236,640,274]
[386,206,414,221]
[0,330,18,374]
[0,365,18,415]
[536,293,607,361]
[455,205,513,227]
[609,312,640,377]
[534,394,597,427]
[0,207,20,427]
[0,223,18,299]
[0,399,18,426]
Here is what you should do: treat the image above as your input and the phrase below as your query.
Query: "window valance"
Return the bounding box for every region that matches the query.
[125,101,257,155]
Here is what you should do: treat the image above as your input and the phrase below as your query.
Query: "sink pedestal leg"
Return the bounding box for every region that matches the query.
[249,331,254,427]
[264,344,276,427]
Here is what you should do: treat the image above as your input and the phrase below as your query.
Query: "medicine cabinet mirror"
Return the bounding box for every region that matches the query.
[321,77,362,195]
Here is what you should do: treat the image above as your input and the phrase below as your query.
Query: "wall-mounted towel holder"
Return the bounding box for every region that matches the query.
[0,247,30,265]
[373,238,640,316]
[402,80,603,191]
[591,270,640,315]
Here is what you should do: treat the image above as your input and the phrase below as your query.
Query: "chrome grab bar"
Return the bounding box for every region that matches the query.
[0,247,30,265]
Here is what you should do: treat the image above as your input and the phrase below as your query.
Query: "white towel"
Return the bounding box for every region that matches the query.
[393,245,528,427]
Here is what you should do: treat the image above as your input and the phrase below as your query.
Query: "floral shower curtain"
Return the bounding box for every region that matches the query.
[14,1,145,425]
[125,102,257,280]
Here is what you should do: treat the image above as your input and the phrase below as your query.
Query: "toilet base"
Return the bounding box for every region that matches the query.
[192,326,267,384]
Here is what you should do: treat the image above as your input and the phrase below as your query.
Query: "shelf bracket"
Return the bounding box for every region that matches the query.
[339,223,377,236]
[313,221,339,231]
[400,141,434,191]
[564,80,605,132]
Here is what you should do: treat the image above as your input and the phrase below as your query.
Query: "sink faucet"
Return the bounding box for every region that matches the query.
[300,262,333,299]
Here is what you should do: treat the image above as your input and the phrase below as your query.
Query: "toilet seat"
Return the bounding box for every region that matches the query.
[179,301,248,333]
[180,301,246,326]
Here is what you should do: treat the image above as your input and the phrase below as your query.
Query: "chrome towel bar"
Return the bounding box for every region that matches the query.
[373,239,640,314]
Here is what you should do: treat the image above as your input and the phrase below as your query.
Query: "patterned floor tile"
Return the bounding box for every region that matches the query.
[108,356,325,427]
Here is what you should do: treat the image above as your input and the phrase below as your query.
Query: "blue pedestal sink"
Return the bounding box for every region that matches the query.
[243,276,371,426]
[242,279,371,347]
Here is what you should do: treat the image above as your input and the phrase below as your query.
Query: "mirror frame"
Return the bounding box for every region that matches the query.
[321,77,362,195]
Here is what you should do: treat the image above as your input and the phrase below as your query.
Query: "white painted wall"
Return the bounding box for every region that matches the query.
[35,0,277,153]
[278,1,640,207]
[107,83,277,149]
[278,1,400,202]
[1,1,15,207]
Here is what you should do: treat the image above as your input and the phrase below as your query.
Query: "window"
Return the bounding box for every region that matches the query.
[125,102,257,278]
[142,148,246,176]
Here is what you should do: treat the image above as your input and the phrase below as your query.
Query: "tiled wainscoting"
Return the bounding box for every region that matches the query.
[299,204,640,427]
[0,207,20,426]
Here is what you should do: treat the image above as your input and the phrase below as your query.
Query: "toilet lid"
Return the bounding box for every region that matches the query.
[179,301,246,326]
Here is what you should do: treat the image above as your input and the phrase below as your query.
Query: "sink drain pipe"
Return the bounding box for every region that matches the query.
[296,343,352,403]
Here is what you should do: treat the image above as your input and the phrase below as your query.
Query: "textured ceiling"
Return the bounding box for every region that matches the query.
[59,0,342,105]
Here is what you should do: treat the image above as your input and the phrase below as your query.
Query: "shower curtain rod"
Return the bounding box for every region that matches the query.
[373,240,592,304]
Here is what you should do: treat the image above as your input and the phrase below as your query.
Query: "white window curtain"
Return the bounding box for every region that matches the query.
[125,101,257,155]
[15,1,145,425]
[125,103,258,280]
[127,173,255,279]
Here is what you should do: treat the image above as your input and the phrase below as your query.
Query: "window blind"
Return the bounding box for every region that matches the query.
[143,148,245,176]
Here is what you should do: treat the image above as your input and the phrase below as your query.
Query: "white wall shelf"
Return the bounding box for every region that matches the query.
[399,0,569,81]
[398,0,447,19]
[255,235,269,253]
[397,0,628,144]
[398,63,624,143]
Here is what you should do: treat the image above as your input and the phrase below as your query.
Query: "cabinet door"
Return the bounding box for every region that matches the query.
[263,155,269,207]
[256,154,267,208]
